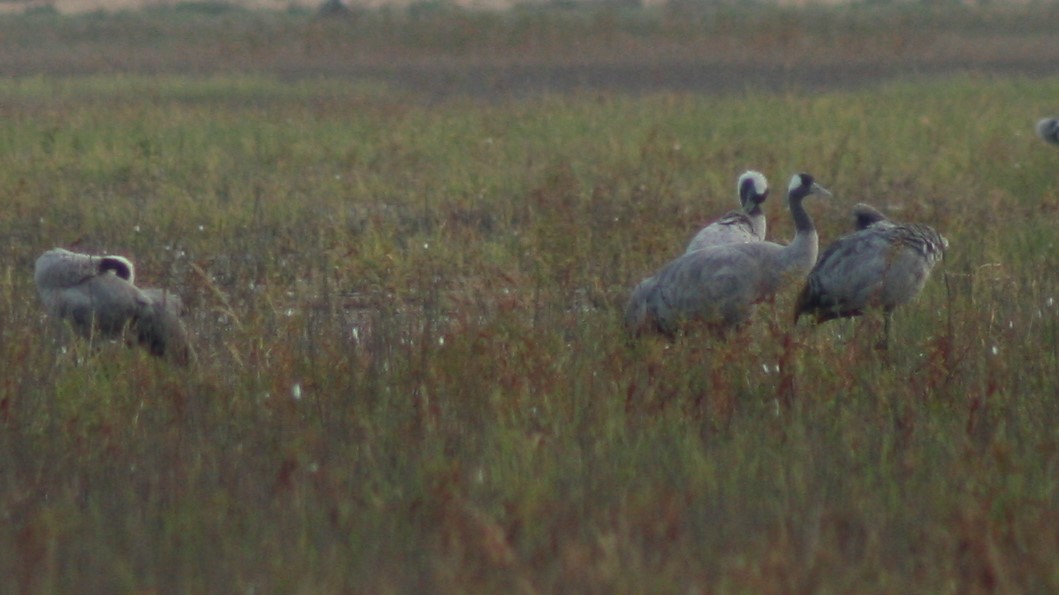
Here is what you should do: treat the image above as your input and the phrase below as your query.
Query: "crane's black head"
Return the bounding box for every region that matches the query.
[737,170,769,210]
[787,173,832,203]
[98,256,134,282]
[852,203,889,231]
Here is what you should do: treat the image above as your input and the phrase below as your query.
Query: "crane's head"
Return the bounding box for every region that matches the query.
[98,255,135,284]
[737,170,769,212]
[851,203,891,231]
[787,173,832,204]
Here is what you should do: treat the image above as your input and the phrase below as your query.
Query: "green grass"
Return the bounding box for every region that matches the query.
[3,8,1059,591]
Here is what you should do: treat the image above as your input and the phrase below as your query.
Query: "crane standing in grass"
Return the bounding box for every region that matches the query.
[34,248,191,365]
[794,204,948,348]
[684,170,770,253]
[625,173,831,337]
[625,170,770,332]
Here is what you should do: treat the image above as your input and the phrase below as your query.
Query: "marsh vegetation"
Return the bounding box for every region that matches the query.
[2,3,1059,592]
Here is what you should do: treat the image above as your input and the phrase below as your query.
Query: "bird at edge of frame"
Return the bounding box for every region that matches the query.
[625,173,831,339]
[1037,117,1059,146]
[793,203,949,351]
[34,247,192,366]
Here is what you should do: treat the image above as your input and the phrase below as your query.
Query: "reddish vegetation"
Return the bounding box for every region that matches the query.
[2,4,1059,592]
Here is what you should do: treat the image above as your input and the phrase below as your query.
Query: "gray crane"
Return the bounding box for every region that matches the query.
[684,170,770,254]
[625,170,771,330]
[34,248,191,365]
[793,205,948,348]
[1037,118,1059,146]
[625,173,831,337]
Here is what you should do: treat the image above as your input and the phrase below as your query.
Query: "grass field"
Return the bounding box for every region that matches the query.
[2,3,1059,593]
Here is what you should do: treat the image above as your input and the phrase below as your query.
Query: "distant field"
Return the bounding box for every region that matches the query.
[0,0,928,14]
[1,2,1058,99]
[2,4,1059,593]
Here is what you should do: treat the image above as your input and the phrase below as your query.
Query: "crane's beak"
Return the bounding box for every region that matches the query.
[811,183,833,198]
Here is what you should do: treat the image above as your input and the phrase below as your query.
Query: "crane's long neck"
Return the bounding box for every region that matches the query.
[747,204,766,240]
[780,194,819,278]
[790,194,815,235]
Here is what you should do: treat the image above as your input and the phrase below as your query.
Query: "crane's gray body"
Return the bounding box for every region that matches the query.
[34,248,189,363]
[795,210,947,323]
[684,211,766,254]
[636,237,818,335]
[626,173,828,336]
[627,171,771,332]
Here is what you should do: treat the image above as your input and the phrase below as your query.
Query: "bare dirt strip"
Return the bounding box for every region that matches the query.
[1,5,1058,101]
